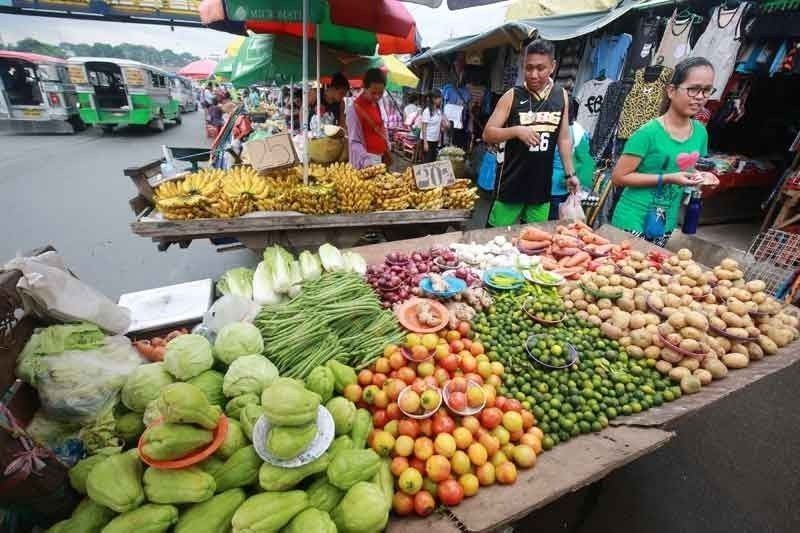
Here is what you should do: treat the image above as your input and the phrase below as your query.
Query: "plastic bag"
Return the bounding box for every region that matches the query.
[3,251,131,334]
[477,151,497,191]
[35,336,144,423]
[559,193,586,221]
[203,294,260,334]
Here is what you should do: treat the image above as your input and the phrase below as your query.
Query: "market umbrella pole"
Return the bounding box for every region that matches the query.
[316,27,321,131]
[290,78,294,132]
[302,0,310,185]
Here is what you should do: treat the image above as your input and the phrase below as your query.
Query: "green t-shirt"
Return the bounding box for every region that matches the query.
[611,118,708,233]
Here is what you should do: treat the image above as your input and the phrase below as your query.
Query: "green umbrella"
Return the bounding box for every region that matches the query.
[214,56,236,81]
[230,34,345,88]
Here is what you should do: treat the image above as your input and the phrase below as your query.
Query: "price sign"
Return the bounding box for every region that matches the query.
[413,160,456,190]
[244,133,298,171]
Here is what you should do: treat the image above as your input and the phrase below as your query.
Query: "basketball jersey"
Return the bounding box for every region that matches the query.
[497,84,565,204]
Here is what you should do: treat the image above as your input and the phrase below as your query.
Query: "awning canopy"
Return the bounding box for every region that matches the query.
[409,0,671,66]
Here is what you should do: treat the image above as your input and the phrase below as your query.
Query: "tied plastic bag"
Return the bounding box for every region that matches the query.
[3,251,131,334]
[203,294,260,334]
[35,336,144,423]
[559,193,586,222]
[477,151,497,191]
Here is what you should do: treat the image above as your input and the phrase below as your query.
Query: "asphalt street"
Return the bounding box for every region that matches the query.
[0,110,255,299]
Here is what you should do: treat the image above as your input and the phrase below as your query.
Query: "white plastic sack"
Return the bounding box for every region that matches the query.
[203,294,260,333]
[4,251,131,334]
[559,193,586,222]
[35,335,144,423]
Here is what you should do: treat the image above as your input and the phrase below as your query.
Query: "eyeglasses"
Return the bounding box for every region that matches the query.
[678,85,717,98]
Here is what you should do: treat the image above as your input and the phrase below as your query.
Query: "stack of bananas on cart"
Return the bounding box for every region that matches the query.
[314,162,376,213]
[373,171,412,210]
[152,171,219,220]
[411,186,445,210]
[443,179,480,209]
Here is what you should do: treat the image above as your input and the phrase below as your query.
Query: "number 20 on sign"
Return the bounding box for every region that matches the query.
[413,160,456,190]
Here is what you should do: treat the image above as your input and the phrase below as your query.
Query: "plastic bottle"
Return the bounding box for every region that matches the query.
[682,158,715,234]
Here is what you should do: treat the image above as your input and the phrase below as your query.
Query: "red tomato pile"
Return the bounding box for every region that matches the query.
[347,322,544,517]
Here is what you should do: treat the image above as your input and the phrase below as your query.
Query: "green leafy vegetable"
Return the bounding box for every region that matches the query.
[216,267,254,299]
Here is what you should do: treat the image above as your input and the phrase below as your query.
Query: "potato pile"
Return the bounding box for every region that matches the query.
[562,250,800,396]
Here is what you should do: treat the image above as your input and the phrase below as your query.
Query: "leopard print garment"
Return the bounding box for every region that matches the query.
[617,67,673,139]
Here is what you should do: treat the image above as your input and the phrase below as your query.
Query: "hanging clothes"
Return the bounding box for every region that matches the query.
[555,40,583,93]
[690,2,749,100]
[625,16,660,75]
[575,77,612,136]
[652,9,694,69]
[574,36,599,93]
[592,33,633,81]
[589,79,633,158]
[491,46,507,93]
[617,66,673,140]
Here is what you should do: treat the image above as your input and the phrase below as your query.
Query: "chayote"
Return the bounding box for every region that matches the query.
[261,378,319,427]
[217,419,247,459]
[258,452,331,491]
[115,412,145,445]
[187,370,226,407]
[225,393,260,420]
[68,454,109,495]
[174,488,247,533]
[331,482,390,533]
[350,408,373,449]
[325,360,357,393]
[305,366,335,403]
[213,445,262,492]
[157,382,222,430]
[325,397,356,436]
[140,423,214,461]
[328,435,354,457]
[231,491,309,533]
[47,498,116,533]
[101,503,178,533]
[265,422,317,460]
[239,403,263,441]
[326,449,381,490]
[306,476,344,513]
[197,455,226,479]
[86,449,144,513]
[284,508,337,533]
[143,466,216,504]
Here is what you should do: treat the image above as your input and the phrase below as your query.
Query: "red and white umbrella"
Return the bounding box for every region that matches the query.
[178,59,218,80]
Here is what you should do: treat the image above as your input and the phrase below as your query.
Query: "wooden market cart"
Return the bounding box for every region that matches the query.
[124,154,473,253]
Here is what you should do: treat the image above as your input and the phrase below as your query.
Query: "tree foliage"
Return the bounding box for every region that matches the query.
[3,39,199,68]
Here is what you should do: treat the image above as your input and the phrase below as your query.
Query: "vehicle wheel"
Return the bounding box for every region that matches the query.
[101,124,114,134]
[179,105,185,114]
[149,116,165,132]
[175,115,182,125]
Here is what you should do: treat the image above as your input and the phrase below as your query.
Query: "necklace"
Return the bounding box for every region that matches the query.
[659,115,693,142]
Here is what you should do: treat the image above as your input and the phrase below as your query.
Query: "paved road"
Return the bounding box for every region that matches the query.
[0,111,255,299]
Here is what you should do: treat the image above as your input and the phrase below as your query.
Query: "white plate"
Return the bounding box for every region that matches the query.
[522,270,565,287]
[253,405,335,467]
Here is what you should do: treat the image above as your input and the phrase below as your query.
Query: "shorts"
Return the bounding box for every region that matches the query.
[488,199,550,227]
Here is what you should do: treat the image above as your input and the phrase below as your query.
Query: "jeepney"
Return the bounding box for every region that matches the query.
[170,74,198,113]
[67,57,181,133]
[0,51,82,134]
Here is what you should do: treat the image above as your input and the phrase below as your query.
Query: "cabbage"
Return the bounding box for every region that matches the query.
[187,370,226,406]
[342,252,367,276]
[299,251,322,281]
[263,244,294,269]
[216,267,254,299]
[163,334,214,380]
[253,261,282,305]
[319,244,344,272]
[222,354,279,398]
[121,362,175,413]
[288,261,303,298]
[214,322,264,365]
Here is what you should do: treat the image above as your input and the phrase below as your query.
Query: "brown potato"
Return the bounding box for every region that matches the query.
[721,352,749,369]
[702,358,728,379]
[693,368,713,385]
[655,360,673,375]
[644,345,661,359]
[669,366,691,382]
[661,348,683,364]
[678,357,700,371]
[626,345,645,359]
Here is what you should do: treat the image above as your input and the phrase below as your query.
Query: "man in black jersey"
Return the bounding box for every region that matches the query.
[483,39,578,226]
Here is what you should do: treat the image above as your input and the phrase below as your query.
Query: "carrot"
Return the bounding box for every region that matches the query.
[554,234,582,248]
[151,346,166,362]
[564,251,591,267]
[552,246,582,257]
[151,336,165,347]
[520,227,552,241]
[518,238,550,250]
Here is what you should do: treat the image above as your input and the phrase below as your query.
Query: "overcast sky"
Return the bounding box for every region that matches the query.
[0,1,510,57]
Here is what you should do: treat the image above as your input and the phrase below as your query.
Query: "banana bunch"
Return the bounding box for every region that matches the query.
[290,183,337,215]
[315,162,375,213]
[373,172,412,211]
[359,163,386,179]
[153,169,223,219]
[444,185,479,209]
[411,187,444,210]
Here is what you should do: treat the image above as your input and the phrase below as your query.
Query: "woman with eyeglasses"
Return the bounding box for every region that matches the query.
[610,57,720,246]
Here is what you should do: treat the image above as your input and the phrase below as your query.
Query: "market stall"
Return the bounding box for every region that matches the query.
[2,218,799,533]
[124,153,476,252]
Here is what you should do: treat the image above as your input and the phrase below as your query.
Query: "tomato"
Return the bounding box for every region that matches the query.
[470,341,485,356]
[494,396,508,411]
[480,407,503,430]
[503,399,523,412]
[384,379,405,402]
[418,418,433,437]
[413,491,436,517]
[440,354,460,373]
[438,479,464,506]
[372,373,387,388]
[460,353,477,373]
[397,367,417,385]
[431,412,456,435]
[449,340,465,353]
[386,402,402,420]
[358,369,373,387]
[409,456,426,474]
[445,330,461,342]
[343,384,362,403]
[464,372,484,385]
[393,491,414,516]
[467,443,488,467]
[389,351,406,370]
[496,461,518,484]
[375,357,391,374]
[433,367,451,386]
[398,419,420,438]
[373,390,389,409]
[459,473,480,497]
[425,454,451,482]
[398,467,423,495]
[372,409,388,428]
[457,321,471,337]
[413,437,434,461]
[362,385,380,405]
[383,420,399,437]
